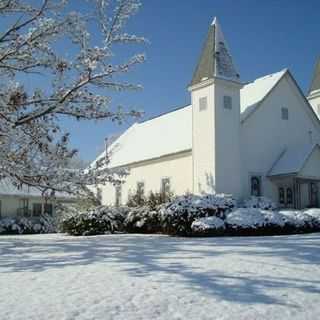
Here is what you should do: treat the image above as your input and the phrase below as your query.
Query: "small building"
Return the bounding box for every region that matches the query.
[0,179,74,219]
[93,18,320,209]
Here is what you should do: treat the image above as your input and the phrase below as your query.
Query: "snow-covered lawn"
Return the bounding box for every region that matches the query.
[0,234,320,320]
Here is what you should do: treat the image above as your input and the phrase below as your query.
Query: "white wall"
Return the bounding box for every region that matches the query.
[99,151,193,206]
[241,73,320,202]
[0,196,56,219]
[300,147,320,179]
[191,81,216,194]
[214,79,242,198]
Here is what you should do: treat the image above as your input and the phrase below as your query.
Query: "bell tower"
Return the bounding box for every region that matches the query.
[308,58,320,118]
[189,18,243,198]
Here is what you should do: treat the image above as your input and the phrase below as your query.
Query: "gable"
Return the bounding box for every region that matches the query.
[241,71,320,132]
[299,146,320,179]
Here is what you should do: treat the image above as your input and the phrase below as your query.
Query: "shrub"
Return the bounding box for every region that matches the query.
[124,206,162,233]
[191,216,225,236]
[160,193,236,236]
[60,206,129,236]
[0,214,57,235]
[243,196,277,211]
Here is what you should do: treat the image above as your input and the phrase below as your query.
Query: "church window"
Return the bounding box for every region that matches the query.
[199,97,207,111]
[279,187,285,204]
[223,95,232,110]
[281,107,289,120]
[286,188,293,205]
[115,184,122,207]
[137,181,145,196]
[250,176,261,197]
[161,178,171,200]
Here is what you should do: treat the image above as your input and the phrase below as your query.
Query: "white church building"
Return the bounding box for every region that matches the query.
[94,18,320,209]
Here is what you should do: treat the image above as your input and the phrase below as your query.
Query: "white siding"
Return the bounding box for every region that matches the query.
[241,73,320,201]
[0,196,56,218]
[100,151,192,206]
[214,79,242,198]
[191,82,216,194]
[300,147,320,179]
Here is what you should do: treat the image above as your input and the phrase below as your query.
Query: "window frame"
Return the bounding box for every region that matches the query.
[250,175,262,197]
[199,96,207,112]
[136,181,145,196]
[33,203,42,217]
[223,95,232,110]
[115,184,122,207]
[281,107,289,120]
[279,187,285,205]
[161,177,171,195]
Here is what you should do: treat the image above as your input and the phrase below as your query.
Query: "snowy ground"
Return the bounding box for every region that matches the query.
[0,234,320,320]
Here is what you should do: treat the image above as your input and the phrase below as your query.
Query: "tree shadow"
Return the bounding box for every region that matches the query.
[0,233,320,307]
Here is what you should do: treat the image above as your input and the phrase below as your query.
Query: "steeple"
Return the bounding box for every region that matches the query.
[309,57,320,94]
[190,17,240,87]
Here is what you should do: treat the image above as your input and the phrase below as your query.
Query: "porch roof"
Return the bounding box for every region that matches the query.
[268,144,320,178]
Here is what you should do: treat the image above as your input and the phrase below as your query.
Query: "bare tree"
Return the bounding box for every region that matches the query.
[0,0,145,196]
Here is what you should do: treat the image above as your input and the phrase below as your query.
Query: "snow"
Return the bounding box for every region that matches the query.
[95,105,192,168]
[226,208,285,228]
[191,216,225,231]
[240,69,287,121]
[269,144,320,177]
[92,70,288,169]
[1,233,320,320]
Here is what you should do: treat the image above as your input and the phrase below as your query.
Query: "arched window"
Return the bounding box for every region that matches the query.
[251,176,261,197]
[286,188,293,205]
[279,187,285,204]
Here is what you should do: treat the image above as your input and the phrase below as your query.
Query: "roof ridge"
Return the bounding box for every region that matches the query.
[139,104,191,124]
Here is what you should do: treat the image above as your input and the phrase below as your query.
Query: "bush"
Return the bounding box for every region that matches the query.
[243,196,277,211]
[160,193,236,236]
[191,216,225,236]
[124,206,162,233]
[0,214,57,235]
[60,206,129,236]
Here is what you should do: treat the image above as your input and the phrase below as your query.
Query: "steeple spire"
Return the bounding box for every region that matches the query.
[190,17,240,87]
[309,57,320,94]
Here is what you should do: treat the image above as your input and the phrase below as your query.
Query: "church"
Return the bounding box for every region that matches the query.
[94,18,320,209]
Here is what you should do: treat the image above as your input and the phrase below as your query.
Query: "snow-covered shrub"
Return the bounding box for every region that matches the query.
[0,216,58,235]
[279,210,318,230]
[124,206,162,233]
[243,197,277,211]
[191,216,225,236]
[226,208,286,232]
[60,206,129,236]
[160,193,236,236]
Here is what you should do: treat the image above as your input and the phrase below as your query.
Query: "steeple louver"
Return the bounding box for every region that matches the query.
[190,17,240,87]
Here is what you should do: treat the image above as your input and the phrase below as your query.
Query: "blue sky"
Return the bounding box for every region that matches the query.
[64,0,320,162]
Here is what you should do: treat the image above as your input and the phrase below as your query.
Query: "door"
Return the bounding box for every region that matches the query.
[310,182,319,208]
[300,183,309,209]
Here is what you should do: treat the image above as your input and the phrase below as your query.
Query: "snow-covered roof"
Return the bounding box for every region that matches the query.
[101,105,192,168]
[268,144,320,177]
[241,69,287,121]
[190,17,240,86]
[95,69,290,169]
[0,178,73,199]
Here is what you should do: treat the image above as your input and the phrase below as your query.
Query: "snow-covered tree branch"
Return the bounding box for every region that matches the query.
[0,0,145,196]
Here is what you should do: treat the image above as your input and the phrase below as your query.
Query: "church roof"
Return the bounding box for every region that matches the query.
[240,69,287,121]
[309,58,320,94]
[99,105,192,168]
[190,18,240,86]
[95,70,289,169]
[268,144,320,177]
